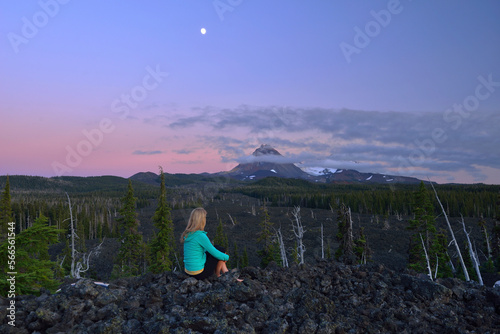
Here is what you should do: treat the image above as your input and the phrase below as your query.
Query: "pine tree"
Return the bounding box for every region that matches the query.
[407,181,438,273]
[0,175,13,240]
[113,180,145,277]
[326,241,332,259]
[241,246,249,268]
[258,203,273,249]
[292,241,299,264]
[0,215,62,296]
[214,219,229,250]
[149,168,176,273]
[354,227,372,264]
[257,203,280,267]
[335,203,356,264]
[230,241,240,268]
[432,230,453,278]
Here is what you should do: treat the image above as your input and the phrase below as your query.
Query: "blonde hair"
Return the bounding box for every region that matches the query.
[180,207,207,243]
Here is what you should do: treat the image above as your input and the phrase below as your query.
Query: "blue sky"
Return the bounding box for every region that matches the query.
[1,0,499,183]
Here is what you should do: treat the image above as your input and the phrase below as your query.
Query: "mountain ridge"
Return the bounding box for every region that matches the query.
[217,144,424,184]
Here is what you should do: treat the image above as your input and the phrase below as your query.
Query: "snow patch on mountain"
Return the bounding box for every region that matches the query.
[300,167,337,176]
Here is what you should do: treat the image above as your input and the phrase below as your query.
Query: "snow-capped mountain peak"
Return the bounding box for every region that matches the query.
[252,144,282,156]
[221,145,424,184]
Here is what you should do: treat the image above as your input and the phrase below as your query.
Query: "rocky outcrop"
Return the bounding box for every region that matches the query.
[2,261,500,333]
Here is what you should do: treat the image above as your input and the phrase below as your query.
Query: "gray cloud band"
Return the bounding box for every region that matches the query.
[165,88,498,181]
[395,73,499,179]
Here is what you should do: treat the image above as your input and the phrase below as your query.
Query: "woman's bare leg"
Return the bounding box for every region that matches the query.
[215,260,229,277]
[215,261,243,281]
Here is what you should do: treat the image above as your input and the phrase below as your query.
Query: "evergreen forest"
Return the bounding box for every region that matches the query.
[1,174,499,296]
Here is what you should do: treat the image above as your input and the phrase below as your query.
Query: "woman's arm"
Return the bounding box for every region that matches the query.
[198,233,229,261]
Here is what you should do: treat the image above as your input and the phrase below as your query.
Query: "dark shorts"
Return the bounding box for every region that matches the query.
[190,245,226,280]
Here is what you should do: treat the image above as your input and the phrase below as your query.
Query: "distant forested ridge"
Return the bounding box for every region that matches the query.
[0,174,238,239]
[224,177,500,218]
[2,176,499,235]
[0,175,154,195]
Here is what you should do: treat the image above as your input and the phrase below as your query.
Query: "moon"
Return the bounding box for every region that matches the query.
[201,28,206,35]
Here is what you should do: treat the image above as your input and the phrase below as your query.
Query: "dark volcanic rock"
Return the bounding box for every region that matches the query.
[2,261,500,333]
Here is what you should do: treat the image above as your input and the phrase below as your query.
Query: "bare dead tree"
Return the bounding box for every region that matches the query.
[276,227,289,268]
[174,252,182,272]
[227,213,235,225]
[65,193,77,278]
[461,216,483,285]
[383,218,390,230]
[429,181,470,281]
[74,239,104,279]
[420,233,433,281]
[478,218,492,260]
[338,204,355,264]
[434,254,439,279]
[291,206,306,265]
[448,256,456,273]
[320,223,325,259]
[65,193,105,279]
[59,255,66,268]
[395,211,403,221]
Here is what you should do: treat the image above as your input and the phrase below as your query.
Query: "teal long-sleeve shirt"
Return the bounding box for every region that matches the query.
[183,230,229,273]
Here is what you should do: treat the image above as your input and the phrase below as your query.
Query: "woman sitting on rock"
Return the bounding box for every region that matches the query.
[180,207,231,280]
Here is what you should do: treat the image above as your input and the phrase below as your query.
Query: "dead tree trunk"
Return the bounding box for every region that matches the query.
[429,182,470,281]
[337,204,355,264]
[227,213,235,225]
[479,219,492,260]
[276,227,288,268]
[291,206,305,265]
[65,193,76,279]
[321,223,325,259]
[420,233,433,281]
[74,239,104,279]
[461,216,483,285]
